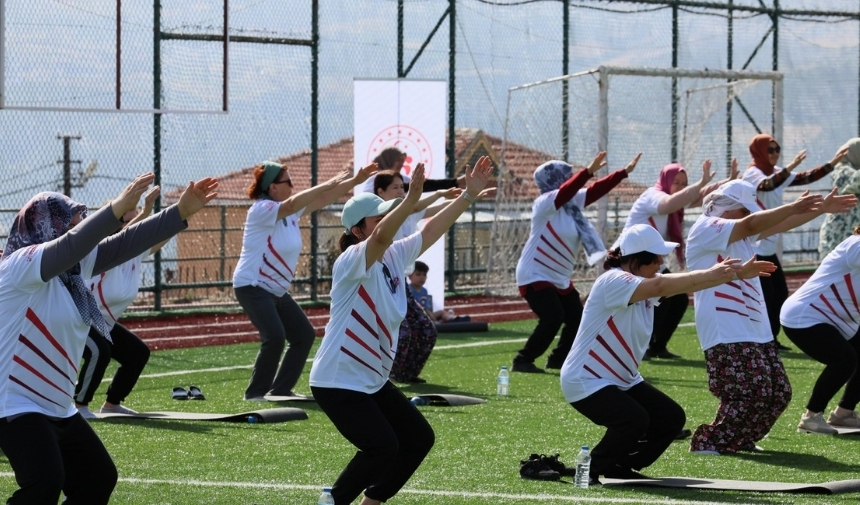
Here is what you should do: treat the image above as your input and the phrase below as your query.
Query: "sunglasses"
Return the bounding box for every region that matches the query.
[271,178,293,188]
[767,146,781,154]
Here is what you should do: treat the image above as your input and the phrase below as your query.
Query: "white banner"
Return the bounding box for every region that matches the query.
[354,79,447,312]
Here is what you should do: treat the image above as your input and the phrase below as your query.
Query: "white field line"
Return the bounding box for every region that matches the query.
[106,338,530,383]
[0,472,754,504]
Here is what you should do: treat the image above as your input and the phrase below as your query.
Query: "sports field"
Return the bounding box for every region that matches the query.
[4,311,858,504]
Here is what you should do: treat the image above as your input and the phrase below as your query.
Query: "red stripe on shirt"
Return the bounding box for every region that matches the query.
[819,293,854,328]
[339,346,383,378]
[740,279,760,296]
[595,334,635,376]
[536,244,570,270]
[358,286,392,348]
[538,235,573,267]
[258,269,288,290]
[829,284,857,324]
[345,327,381,360]
[845,273,860,314]
[9,375,65,408]
[95,274,118,324]
[583,364,602,379]
[18,335,74,385]
[534,257,571,278]
[350,308,379,340]
[267,236,295,276]
[12,355,72,398]
[546,222,576,258]
[25,308,77,373]
[810,303,850,333]
[262,255,291,283]
[606,316,636,362]
[715,306,750,318]
[715,291,745,305]
[588,349,631,384]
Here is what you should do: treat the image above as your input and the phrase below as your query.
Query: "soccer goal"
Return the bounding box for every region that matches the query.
[484,66,783,297]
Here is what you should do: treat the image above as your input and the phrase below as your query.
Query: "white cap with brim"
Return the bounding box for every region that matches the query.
[342,193,403,231]
[710,180,761,214]
[619,224,679,256]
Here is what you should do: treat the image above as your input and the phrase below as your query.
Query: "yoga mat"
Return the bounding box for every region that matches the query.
[603,477,860,495]
[264,394,316,402]
[94,407,307,423]
[412,394,486,406]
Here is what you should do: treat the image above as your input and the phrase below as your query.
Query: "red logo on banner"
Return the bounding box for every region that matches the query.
[367,125,434,177]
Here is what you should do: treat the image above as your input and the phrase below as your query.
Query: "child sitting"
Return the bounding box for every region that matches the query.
[409,261,471,323]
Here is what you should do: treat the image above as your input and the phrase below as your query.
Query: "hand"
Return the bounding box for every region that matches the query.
[177,178,219,220]
[353,163,377,185]
[786,149,807,171]
[821,187,859,214]
[729,158,739,180]
[438,187,462,200]
[624,153,642,174]
[405,163,425,203]
[478,187,497,200]
[789,190,823,214]
[830,147,850,167]
[142,186,160,214]
[699,159,715,186]
[464,156,493,197]
[736,255,777,280]
[327,167,354,188]
[707,257,743,284]
[111,173,155,219]
[587,151,607,175]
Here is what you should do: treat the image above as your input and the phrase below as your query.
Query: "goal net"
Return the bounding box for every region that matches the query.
[485,66,782,297]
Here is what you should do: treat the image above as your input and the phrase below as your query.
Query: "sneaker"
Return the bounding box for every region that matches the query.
[511,361,544,373]
[827,409,860,428]
[797,412,837,434]
[76,405,97,419]
[528,453,576,477]
[98,404,138,415]
[519,458,560,481]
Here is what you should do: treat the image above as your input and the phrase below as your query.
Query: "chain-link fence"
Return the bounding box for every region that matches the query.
[1,0,858,310]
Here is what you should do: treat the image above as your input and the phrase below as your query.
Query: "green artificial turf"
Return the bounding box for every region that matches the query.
[3,313,859,504]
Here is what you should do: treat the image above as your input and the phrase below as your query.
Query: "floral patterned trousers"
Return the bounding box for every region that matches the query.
[690,341,792,454]
[390,287,438,383]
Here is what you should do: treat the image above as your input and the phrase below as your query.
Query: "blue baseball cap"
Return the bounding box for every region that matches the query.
[342,193,402,231]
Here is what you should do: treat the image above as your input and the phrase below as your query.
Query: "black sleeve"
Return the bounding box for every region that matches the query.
[404,178,459,193]
[40,205,122,282]
[91,205,188,275]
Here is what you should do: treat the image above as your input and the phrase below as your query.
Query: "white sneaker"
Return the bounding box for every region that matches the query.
[98,404,138,415]
[76,406,97,419]
[827,409,860,428]
[798,412,837,434]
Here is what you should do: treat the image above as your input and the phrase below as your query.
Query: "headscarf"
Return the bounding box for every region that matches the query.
[836,138,860,172]
[2,192,112,341]
[534,161,606,266]
[259,161,284,194]
[702,192,745,218]
[654,163,687,266]
[749,133,777,176]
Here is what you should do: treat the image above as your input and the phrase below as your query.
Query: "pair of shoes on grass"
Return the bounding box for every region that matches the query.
[798,409,860,434]
[173,385,205,400]
[519,453,573,481]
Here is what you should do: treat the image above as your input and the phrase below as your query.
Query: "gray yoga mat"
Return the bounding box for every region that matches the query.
[94,407,307,423]
[412,394,486,406]
[833,426,860,435]
[264,394,316,402]
[603,477,860,495]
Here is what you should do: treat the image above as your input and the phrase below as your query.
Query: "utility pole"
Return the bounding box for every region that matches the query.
[57,134,81,197]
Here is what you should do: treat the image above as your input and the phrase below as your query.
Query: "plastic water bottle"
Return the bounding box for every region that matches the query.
[317,487,334,505]
[574,446,591,489]
[496,365,509,396]
[246,415,257,424]
[410,396,427,406]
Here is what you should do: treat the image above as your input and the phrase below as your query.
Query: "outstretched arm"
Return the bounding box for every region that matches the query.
[303,163,378,214]
[657,159,714,214]
[583,153,640,206]
[728,190,822,244]
[759,188,858,240]
[363,164,425,269]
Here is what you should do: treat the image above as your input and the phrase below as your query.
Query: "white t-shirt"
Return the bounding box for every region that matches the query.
[0,245,98,419]
[515,189,588,289]
[232,199,305,297]
[87,251,147,330]
[687,215,771,349]
[781,235,860,339]
[560,269,657,403]
[620,187,669,239]
[309,232,423,394]
[395,209,427,241]
[743,166,796,256]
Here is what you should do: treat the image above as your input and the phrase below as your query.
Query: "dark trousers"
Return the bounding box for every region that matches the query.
[757,254,788,338]
[784,324,860,412]
[74,323,151,406]
[516,285,583,367]
[235,285,315,398]
[650,269,688,352]
[312,382,435,505]
[571,382,685,478]
[0,413,117,505]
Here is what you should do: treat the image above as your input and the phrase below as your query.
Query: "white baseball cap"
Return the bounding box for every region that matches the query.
[709,180,761,214]
[619,224,679,256]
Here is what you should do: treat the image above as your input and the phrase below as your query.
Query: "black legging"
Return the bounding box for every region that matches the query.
[74,323,151,406]
[783,324,860,413]
[515,285,583,368]
[757,254,788,338]
[312,382,435,505]
[570,382,685,478]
